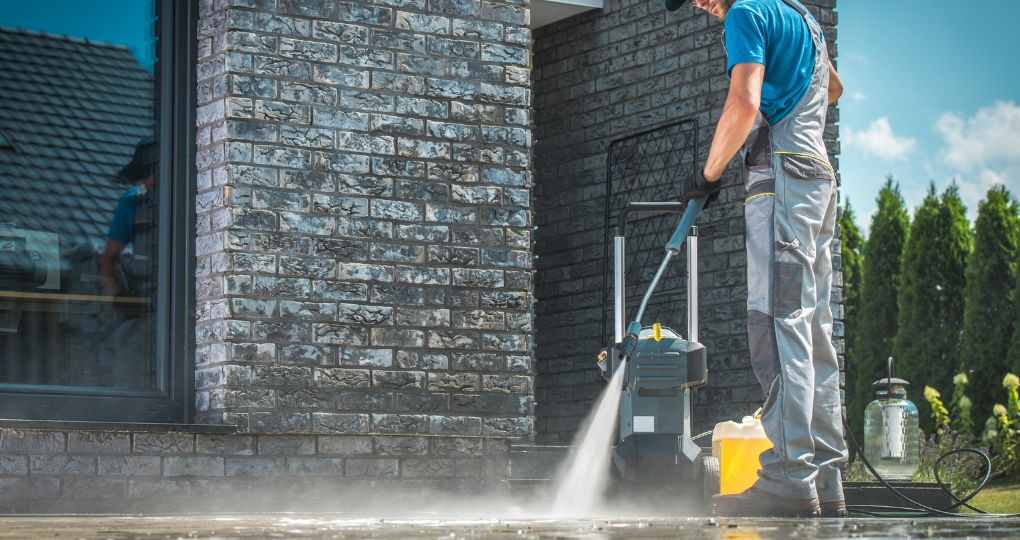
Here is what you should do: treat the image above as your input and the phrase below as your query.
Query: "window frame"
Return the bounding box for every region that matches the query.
[0,0,196,423]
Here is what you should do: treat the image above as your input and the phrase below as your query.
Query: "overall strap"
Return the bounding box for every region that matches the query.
[778,0,823,41]
[769,0,833,170]
[778,0,809,16]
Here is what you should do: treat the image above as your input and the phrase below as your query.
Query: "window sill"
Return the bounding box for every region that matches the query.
[0,419,238,434]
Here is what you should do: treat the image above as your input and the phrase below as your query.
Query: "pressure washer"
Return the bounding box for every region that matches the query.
[596,198,718,500]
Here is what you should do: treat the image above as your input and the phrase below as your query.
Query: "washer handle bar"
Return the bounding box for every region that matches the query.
[634,198,703,323]
[620,199,704,361]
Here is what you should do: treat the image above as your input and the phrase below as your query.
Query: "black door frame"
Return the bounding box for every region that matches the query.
[0,0,196,423]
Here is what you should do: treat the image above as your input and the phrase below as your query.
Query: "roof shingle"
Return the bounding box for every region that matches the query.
[0,26,155,245]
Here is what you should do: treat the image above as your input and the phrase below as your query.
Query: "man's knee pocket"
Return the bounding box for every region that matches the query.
[748,310,781,395]
[773,239,805,319]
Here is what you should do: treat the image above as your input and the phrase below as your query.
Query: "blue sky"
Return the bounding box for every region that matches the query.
[838,1,1020,233]
[0,0,156,70]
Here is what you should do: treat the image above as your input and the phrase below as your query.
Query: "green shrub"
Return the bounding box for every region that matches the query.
[984,373,1020,479]
[913,429,986,497]
[950,373,975,437]
[924,385,951,436]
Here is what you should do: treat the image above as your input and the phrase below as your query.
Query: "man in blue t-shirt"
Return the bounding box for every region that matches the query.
[668,0,847,518]
[100,139,157,297]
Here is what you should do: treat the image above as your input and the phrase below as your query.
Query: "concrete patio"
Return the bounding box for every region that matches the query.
[0,514,1017,539]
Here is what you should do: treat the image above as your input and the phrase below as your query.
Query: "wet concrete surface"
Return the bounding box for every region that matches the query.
[0,515,1018,539]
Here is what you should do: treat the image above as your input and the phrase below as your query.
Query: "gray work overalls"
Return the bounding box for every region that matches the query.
[738,0,848,502]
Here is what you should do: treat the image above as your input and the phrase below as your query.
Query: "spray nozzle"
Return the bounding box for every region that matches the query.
[618,320,643,362]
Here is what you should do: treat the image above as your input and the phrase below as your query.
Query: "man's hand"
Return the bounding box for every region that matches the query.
[101,276,125,298]
[99,239,126,297]
[681,169,721,208]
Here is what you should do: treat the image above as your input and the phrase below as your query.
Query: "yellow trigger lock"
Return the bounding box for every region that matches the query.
[653,323,663,342]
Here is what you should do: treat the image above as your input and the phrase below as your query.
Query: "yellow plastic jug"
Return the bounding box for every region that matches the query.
[712,415,773,495]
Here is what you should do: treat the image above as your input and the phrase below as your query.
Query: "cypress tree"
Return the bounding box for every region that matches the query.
[838,201,863,426]
[1011,244,1020,374]
[961,186,1019,425]
[839,201,864,354]
[893,183,972,433]
[848,179,908,439]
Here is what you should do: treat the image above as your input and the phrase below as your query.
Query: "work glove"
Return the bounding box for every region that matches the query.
[681,169,721,209]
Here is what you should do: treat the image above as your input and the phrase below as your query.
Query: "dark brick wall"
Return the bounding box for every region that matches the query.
[532,0,841,443]
[193,0,536,438]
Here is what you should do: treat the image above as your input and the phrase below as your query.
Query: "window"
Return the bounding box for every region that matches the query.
[0,0,194,422]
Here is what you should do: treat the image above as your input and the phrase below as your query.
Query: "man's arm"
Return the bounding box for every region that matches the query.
[827,60,843,104]
[99,239,125,297]
[702,62,764,182]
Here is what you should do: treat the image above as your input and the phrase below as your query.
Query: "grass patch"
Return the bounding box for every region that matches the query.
[966,481,1020,514]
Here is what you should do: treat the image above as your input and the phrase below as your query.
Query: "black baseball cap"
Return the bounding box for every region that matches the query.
[664,0,689,11]
[118,136,158,182]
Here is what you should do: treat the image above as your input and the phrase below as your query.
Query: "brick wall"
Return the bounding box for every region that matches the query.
[532,0,841,443]
[193,0,536,439]
[0,428,509,513]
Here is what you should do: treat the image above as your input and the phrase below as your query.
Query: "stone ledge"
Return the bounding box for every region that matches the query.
[0,420,238,435]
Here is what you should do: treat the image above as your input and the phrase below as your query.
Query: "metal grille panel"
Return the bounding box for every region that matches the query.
[602,119,698,340]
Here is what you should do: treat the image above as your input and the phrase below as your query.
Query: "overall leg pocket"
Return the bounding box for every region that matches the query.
[779,153,836,182]
[748,310,781,395]
[773,256,804,319]
[771,157,818,320]
[745,188,775,315]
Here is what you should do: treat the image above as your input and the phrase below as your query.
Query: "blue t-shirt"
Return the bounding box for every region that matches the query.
[724,0,819,125]
[106,186,140,244]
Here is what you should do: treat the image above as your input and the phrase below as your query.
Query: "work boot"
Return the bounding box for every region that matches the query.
[820,500,847,517]
[712,487,821,517]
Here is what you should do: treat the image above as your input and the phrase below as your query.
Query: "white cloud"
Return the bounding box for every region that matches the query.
[850,91,866,102]
[936,101,1020,172]
[934,100,1020,217]
[844,52,870,65]
[843,117,917,161]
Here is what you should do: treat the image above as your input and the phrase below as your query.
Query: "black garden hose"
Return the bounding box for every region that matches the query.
[841,414,1020,518]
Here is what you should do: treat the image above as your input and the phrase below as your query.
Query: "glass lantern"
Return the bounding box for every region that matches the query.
[863,367,920,480]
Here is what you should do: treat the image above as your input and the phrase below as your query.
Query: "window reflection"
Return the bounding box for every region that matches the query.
[0,6,159,390]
